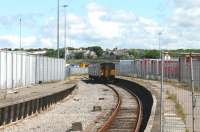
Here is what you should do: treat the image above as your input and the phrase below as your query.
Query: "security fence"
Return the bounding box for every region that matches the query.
[0,51,65,90]
[117,59,180,80]
[116,57,200,132]
[65,66,88,76]
[117,59,199,85]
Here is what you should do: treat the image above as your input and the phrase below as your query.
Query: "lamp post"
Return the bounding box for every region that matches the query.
[19,18,22,50]
[57,0,60,58]
[63,5,68,62]
[158,32,162,59]
[158,32,164,132]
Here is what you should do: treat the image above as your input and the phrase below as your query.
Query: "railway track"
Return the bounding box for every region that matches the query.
[98,84,143,132]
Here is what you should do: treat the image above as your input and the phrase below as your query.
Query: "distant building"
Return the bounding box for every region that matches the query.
[164,52,171,60]
[83,50,97,59]
[113,49,129,56]
[180,53,200,62]
[28,50,47,55]
[68,48,87,54]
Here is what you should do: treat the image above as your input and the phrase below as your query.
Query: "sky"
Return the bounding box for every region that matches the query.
[0,0,199,49]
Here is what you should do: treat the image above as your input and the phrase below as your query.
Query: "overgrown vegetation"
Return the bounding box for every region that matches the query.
[185,128,189,132]
[166,91,186,122]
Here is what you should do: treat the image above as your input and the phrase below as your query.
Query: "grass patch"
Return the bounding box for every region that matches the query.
[166,80,200,93]
[166,91,177,101]
[166,91,186,122]
[185,129,189,132]
[175,103,186,122]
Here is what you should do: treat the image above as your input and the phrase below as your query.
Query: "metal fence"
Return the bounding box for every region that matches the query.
[115,58,200,89]
[0,51,65,90]
[65,66,88,77]
[117,59,180,81]
[116,58,200,132]
[180,58,200,88]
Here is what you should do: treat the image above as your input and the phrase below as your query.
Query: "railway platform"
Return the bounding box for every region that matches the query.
[1,80,117,132]
[0,80,76,128]
[0,81,75,107]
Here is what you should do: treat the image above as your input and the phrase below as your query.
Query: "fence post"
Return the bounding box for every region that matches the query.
[16,53,18,88]
[157,59,159,79]
[39,55,41,83]
[4,50,8,99]
[57,59,60,80]
[47,57,48,82]
[0,51,1,89]
[28,55,30,85]
[51,58,52,81]
[160,51,165,132]
[50,58,52,81]
[25,55,27,86]
[43,56,44,82]
[60,59,61,80]
[178,58,181,82]
[54,58,56,81]
[11,52,14,89]
[21,53,23,87]
[59,59,61,80]
[190,53,195,132]
[35,55,37,84]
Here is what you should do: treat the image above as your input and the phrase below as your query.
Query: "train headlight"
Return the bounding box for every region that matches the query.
[101,72,103,75]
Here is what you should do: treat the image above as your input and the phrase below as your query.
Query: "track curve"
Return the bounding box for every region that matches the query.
[114,78,153,132]
[98,84,142,132]
[84,77,153,132]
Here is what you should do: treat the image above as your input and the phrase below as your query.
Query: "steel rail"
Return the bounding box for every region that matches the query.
[98,84,143,132]
[125,87,143,132]
[98,84,121,132]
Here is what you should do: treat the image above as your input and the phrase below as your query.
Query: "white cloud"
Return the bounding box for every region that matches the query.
[0,35,19,45]
[0,35,37,48]
[170,0,200,8]
[1,1,200,49]
[40,38,54,48]
[161,0,200,49]
[87,3,121,39]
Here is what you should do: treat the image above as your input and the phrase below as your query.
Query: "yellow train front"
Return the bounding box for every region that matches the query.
[88,63,115,81]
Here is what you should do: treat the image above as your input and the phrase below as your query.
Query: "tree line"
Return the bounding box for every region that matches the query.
[9,47,200,59]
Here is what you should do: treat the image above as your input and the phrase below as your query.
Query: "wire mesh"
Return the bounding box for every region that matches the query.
[117,58,200,132]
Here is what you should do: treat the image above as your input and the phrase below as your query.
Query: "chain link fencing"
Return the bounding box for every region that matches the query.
[116,57,200,132]
[116,59,179,81]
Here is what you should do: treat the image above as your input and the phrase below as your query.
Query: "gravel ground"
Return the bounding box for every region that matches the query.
[0,81,116,132]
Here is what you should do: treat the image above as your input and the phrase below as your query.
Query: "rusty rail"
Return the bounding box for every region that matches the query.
[98,85,121,132]
[98,84,143,132]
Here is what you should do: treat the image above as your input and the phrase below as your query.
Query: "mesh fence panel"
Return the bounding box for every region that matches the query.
[117,58,200,132]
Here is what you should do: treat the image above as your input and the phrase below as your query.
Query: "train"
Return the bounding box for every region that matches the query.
[88,63,116,81]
